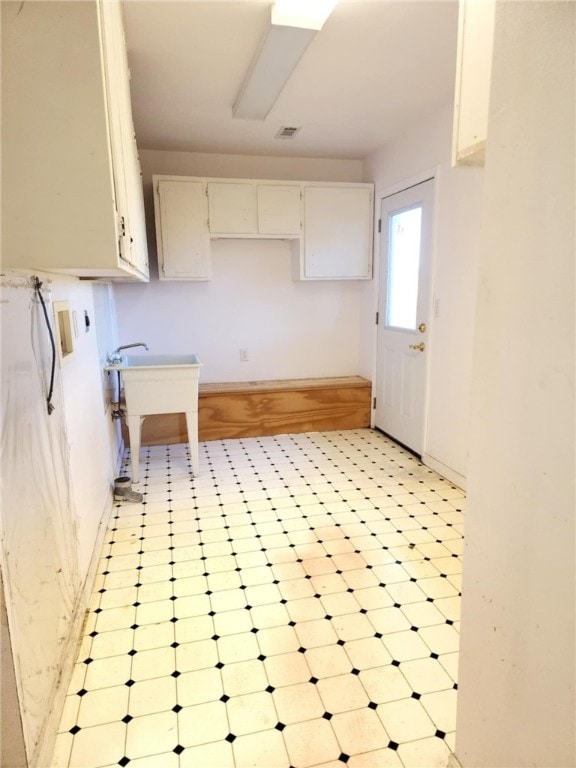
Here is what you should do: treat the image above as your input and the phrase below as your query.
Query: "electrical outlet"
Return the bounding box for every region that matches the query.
[240,348,249,362]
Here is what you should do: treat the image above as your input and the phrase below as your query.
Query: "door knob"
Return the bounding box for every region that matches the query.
[418,323,427,333]
[409,342,425,352]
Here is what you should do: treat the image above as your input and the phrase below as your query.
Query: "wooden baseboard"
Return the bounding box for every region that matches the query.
[124,376,371,444]
[199,377,372,441]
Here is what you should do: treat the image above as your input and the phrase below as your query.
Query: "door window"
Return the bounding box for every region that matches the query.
[385,206,422,331]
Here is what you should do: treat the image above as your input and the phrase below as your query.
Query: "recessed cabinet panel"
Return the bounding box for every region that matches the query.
[257,185,301,235]
[303,186,373,279]
[156,180,210,280]
[208,182,256,234]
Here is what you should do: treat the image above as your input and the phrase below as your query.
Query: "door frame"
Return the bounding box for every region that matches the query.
[370,166,440,458]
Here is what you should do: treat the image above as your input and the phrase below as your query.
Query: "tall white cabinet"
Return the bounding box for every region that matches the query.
[452,0,495,167]
[1,0,149,280]
[153,175,373,281]
[154,179,211,280]
[300,186,373,279]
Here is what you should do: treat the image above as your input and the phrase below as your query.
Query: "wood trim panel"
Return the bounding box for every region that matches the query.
[199,375,370,395]
[124,377,371,445]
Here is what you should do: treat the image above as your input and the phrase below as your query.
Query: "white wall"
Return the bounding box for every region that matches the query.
[113,150,368,383]
[1,570,27,768]
[136,150,363,185]
[51,279,118,573]
[456,4,575,766]
[363,104,484,484]
[0,272,119,766]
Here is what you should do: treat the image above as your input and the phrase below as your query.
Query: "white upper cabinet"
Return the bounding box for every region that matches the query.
[208,182,257,234]
[152,175,373,281]
[299,186,373,280]
[257,185,302,235]
[100,0,148,277]
[452,0,495,167]
[154,179,210,281]
[207,181,302,237]
[1,0,148,280]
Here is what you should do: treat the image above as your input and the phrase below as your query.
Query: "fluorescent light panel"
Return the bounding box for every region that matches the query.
[273,0,338,30]
[233,0,337,121]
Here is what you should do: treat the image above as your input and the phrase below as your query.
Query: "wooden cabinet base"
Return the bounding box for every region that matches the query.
[123,376,372,445]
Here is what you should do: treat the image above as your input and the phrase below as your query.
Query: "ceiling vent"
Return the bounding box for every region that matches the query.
[275,126,301,139]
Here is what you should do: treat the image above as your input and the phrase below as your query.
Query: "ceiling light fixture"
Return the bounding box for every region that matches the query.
[233,0,338,121]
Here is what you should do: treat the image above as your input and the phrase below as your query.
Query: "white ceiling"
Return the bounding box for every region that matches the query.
[123,0,458,160]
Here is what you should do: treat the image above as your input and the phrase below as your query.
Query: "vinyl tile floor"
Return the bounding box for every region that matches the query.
[53,429,465,768]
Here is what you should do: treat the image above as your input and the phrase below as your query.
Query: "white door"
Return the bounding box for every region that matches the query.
[374,179,434,454]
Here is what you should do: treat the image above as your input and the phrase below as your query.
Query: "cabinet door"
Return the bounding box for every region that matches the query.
[257,185,301,235]
[155,180,211,280]
[303,186,373,279]
[2,0,147,280]
[100,0,148,276]
[452,0,495,166]
[207,182,256,234]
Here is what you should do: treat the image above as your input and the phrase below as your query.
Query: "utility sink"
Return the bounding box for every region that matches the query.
[119,354,201,368]
[106,354,202,483]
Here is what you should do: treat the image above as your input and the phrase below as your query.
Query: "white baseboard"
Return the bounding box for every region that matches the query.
[422,453,467,491]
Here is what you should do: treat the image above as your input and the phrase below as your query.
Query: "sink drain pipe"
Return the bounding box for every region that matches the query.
[113,476,143,503]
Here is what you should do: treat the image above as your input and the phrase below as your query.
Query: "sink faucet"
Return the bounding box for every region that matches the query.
[108,342,149,364]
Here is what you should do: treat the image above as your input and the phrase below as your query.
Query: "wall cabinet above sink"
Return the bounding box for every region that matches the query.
[2,0,149,280]
[153,179,211,280]
[153,175,374,281]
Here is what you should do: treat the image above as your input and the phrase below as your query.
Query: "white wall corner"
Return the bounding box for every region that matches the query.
[422,453,467,491]
[446,754,463,768]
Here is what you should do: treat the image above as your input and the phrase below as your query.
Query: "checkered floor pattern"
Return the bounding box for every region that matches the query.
[53,429,464,768]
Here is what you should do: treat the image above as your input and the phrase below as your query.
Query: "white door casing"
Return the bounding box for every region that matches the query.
[374,178,435,455]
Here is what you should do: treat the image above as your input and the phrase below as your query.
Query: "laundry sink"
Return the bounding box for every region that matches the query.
[105,354,202,483]
[120,354,201,368]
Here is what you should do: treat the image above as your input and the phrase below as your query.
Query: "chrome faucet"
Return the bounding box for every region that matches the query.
[108,342,149,364]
